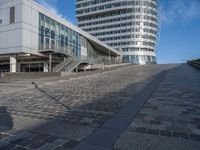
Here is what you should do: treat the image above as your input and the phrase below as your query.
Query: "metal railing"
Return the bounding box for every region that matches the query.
[39,44,74,56]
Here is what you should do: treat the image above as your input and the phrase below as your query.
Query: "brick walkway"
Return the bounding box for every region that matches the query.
[115,64,200,150]
[0,64,199,150]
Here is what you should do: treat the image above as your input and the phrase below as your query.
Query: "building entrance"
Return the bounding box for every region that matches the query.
[20,63,44,72]
[0,64,9,72]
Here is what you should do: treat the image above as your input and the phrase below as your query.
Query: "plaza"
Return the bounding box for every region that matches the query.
[0,64,200,150]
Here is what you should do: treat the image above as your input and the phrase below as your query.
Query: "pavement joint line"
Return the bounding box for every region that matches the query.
[72,70,167,149]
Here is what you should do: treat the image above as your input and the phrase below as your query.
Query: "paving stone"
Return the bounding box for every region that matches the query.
[135,127,147,133]
[34,121,93,141]
[54,146,66,150]
[102,114,133,131]
[190,134,200,141]
[38,143,58,150]
[31,134,49,142]
[17,139,32,147]
[0,133,9,139]
[10,138,25,145]
[0,144,15,150]
[62,140,79,148]
[11,146,27,150]
[83,128,121,147]
[150,120,161,125]
[160,130,172,137]
[172,132,189,139]
[148,129,159,135]
[43,136,58,143]
[28,141,44,149]
[52,138,69,146]
[71,142,110,150]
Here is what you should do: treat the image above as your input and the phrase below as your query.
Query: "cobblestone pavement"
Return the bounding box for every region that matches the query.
[114,64,200,150]
[0,64,198,150]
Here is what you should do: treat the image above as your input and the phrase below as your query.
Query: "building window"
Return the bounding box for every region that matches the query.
[10,7,15,24]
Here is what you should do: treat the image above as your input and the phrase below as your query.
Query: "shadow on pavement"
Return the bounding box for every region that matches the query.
[0,106,13,134]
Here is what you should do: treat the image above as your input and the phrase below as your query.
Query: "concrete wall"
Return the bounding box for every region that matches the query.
[0,0,23,54]
[21,0,39,54]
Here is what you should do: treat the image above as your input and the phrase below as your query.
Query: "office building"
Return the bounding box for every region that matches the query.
[76,0,159,64]
[0,0,121,73]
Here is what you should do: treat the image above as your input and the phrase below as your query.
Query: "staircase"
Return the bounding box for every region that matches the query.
[53,58,84,72]
[53,56,95,72]
[53,57,73,72]
[64,59,81,72]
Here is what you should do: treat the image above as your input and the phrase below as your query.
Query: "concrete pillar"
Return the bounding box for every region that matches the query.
[49,53,52,72]
[84,66,86,72]
[44,63,48,72]
[64,57,67,64]
[16,63,21,72]
[109,50,111,64]
[10,56,17,73]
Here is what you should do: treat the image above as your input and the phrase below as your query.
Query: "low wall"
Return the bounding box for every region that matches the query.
[187,61,200,70]
[89,63,131,69]
[104,63,131,68]
[1,72,61,79]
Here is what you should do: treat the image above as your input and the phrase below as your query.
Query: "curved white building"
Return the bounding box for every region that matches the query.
[76,0,159,64]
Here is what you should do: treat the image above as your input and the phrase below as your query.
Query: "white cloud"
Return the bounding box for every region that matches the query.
[35,0,59,14]
[161,0,200,26]
[34,0,75,23]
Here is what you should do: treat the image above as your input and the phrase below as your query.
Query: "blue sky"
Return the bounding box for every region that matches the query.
[35,0,200,64]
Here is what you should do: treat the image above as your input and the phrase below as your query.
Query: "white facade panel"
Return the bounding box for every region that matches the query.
[0,7,9,26]
[0,0,24,54]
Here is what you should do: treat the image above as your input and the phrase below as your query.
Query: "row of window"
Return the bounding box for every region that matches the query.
[123,55,156,64]
[78,9,158,23]
[122,47,154,52]
[100,34,156,41]
[77,6,157,17]
[122,55,157,64]
[79,16,157,27]
[107,41,155,47]
[91,28,157,36]
[76,0,157,4]
[76,0,157,10]
[77,0,112,4]
[82,22,157,32]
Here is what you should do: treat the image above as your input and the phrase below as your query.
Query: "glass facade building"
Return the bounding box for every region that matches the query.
[39,13,116,64]
[76,0,159,64]
[0,0,120,73]
[39,13,81,58]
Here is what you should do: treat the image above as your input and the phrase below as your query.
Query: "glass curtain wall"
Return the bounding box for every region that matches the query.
[39,13,81,58]
[39,13,116,64]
